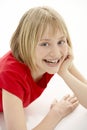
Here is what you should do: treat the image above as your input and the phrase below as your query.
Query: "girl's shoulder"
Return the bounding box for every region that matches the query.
[0,51,28,75]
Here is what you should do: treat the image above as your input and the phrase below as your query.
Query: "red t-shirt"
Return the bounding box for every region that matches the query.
[0,51,53,112]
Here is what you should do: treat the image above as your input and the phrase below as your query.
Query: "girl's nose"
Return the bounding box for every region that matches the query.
[49,46,61,58]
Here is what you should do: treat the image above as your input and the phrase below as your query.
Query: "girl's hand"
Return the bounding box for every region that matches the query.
[58,46,74,76]
[50,95,79,119]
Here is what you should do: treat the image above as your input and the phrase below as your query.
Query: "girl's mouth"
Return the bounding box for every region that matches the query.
[43,59,60,64]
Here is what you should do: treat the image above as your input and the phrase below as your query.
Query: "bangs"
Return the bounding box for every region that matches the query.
[36,14,68,41]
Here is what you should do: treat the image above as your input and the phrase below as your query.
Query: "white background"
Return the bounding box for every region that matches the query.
[0,1,87,130]
[0,0,87,77]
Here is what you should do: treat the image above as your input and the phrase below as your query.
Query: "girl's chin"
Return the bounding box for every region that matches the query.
[46,68,59,74]
[43,61,61,73]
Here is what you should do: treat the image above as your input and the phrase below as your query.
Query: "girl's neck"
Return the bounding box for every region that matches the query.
[31,69,45,82]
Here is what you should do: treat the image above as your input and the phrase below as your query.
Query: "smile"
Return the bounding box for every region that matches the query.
[43,59,60,64]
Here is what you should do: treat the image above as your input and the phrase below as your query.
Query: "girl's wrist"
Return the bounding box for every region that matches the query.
[47,108,63,129]
[62,71,70,80]
[33,109,63,130]
[59,69,69,79]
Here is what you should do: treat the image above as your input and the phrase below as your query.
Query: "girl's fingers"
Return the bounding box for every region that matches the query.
[63,94,70,100]
[63,94,79,104]
[69,97,78,103]
[72,101,79,109]
[50,99,57,109]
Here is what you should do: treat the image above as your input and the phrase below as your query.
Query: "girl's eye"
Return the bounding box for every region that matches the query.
[40,42,49,46]
[58,40,65,45]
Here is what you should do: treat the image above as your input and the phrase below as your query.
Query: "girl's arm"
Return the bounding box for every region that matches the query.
[33,95,78,130]
[59,70,87,108]
[69,63,87,84]
[2,90,78,130]
[2,89,27,130]
[58,47,87,108]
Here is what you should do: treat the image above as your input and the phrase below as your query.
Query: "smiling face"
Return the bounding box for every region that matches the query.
[34,27,68,77]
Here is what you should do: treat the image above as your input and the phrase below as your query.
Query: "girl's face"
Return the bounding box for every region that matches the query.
[34,28,68,76]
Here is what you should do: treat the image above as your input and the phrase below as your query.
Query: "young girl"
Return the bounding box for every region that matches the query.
[0,6,87,130]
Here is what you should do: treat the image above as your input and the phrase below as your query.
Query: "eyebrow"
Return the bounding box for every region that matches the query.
[40,39,51,41]
[40,36,66,41]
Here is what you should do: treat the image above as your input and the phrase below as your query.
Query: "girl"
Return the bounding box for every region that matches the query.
[0,6,87,130]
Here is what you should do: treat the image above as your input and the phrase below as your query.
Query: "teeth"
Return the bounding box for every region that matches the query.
[45,59,59,63]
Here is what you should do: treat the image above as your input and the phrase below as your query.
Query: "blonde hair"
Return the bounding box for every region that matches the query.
[10,6,72,71]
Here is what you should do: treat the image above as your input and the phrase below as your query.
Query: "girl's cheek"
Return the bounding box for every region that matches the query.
[63,46,68,56]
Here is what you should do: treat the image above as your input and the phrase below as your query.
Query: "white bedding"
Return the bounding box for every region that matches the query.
[0,74,87,130]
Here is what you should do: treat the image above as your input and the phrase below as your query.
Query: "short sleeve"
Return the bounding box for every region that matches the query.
[0,69,29,106]
[0,52,31,108]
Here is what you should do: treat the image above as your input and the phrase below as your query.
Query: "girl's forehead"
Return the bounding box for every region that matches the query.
[40,28,65,40]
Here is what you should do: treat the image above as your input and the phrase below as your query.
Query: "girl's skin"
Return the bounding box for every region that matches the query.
[2,28,79,130]
[32,27,68,80]
[58,49,87,109]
